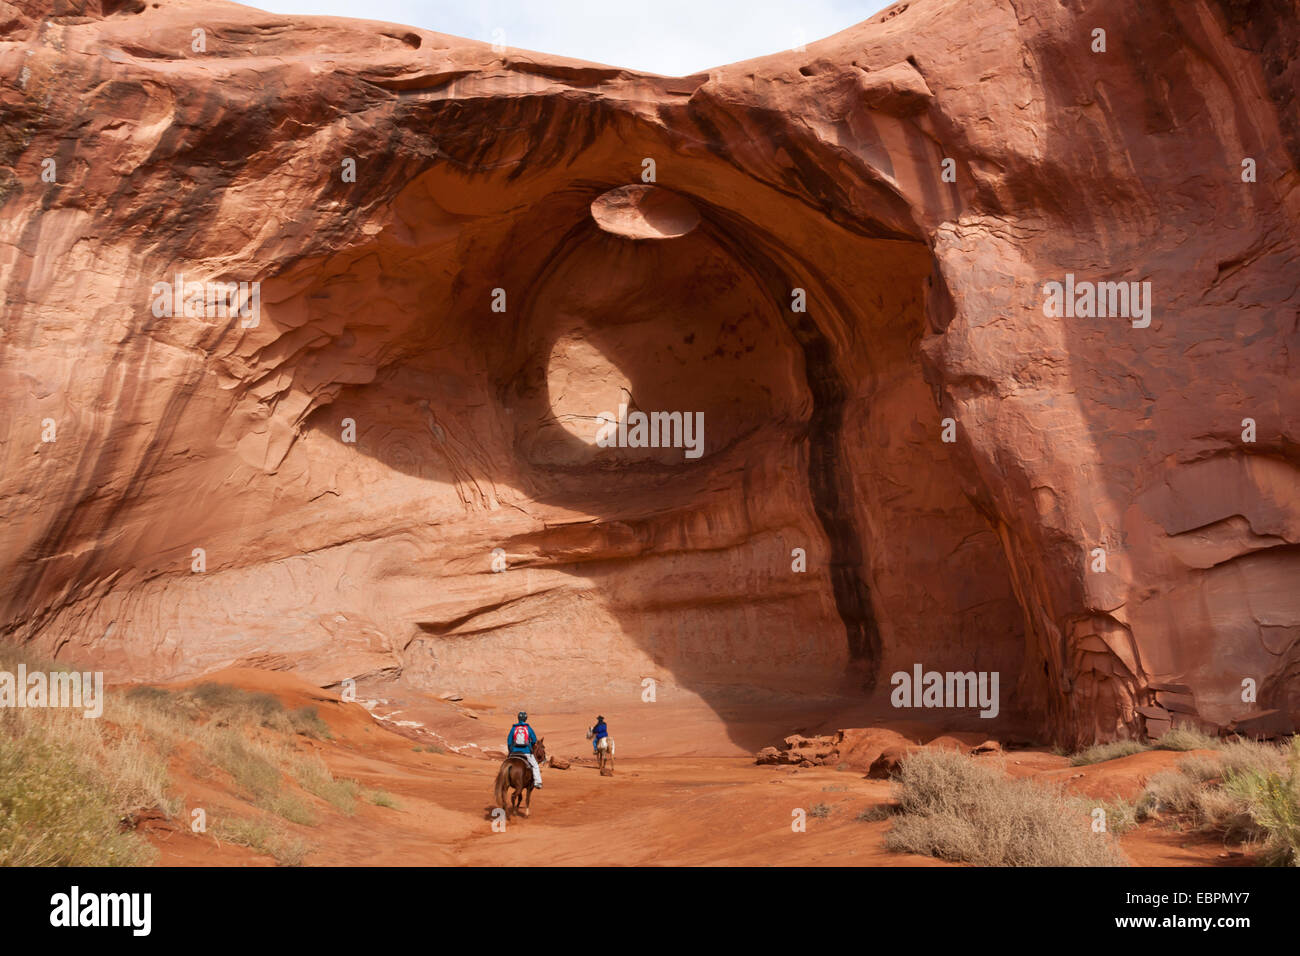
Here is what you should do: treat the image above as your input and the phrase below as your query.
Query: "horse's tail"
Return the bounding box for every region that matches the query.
[493,760,511,810]
[609,738,615,757]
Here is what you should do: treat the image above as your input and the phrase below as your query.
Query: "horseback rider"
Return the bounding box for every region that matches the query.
[589,714,608,755]
[507,711,542,789]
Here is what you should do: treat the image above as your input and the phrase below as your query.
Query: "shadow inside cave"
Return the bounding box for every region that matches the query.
[280,92,1030,753]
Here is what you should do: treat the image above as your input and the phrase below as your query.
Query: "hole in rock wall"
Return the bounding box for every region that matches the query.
[589,184,701,240]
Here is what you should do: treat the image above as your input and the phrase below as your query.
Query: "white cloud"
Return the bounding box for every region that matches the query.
[252,0,892,76]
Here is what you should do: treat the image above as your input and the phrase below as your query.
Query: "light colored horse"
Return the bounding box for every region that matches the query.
[587,730,615,775]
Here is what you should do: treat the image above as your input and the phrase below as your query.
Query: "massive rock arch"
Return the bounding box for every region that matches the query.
[0,0,1296,746]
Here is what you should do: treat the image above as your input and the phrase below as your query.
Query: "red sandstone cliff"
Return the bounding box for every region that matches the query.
[1,0,1297,745]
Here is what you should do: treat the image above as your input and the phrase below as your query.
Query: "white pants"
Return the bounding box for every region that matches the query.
[521,753,542,786]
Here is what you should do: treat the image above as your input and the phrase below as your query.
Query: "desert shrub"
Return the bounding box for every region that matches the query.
[883,749,1127,866]
[115,691,195,760]
[271,836,312,867]
[1175,754,1224,783]
[200,727,283,799]
[1139,770,1203,817]
[1096,799,1138,835]
[287,706,332,739]
[125,685,174,707]
[1134,736,1299,864]
[129,682,330,739]
[1220,738,1300,866]
[1154,726,1222,752]
[856,804,893,822]
[260,792,319,827]
[1069,740,1150,766]
[1218,739,1288,778]
[0,648,362,866]
[214,815,311,866]
[1194,786,1260,842]
[0,716,156,866]
[291,755,359,815]
[191,683,282,720]
[807,803,832,818]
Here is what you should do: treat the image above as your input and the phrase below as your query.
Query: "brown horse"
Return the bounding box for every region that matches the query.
[493,738,547,817]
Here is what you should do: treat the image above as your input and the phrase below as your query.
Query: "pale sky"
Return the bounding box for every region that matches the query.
[253,0,893,76]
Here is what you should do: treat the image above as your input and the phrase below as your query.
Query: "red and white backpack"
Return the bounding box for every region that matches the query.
[512,724,530,746]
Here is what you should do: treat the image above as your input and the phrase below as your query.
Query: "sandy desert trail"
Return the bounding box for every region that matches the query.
[144,669,1247,867]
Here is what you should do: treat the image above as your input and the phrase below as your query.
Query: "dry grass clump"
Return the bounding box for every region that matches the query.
[1137,737,1299,865]
[0,650,163,866]
[1152,726,1224,752]
[1,647,357,866]
[856,804,894,822]
[128,681,349,825]
[882,749,1128,866]
[0,710,159,866]
[213,814,312,866]
[289,754,361,815]
[1069,739,1150,766]
[128,683,332,739]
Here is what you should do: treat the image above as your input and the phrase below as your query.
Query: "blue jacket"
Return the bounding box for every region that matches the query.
[591,721,608,740]
[507,722,537,754]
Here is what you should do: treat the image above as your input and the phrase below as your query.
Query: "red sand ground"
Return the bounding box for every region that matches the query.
[141,670,1252,867]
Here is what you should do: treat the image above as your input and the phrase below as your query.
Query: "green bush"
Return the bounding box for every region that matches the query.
[1134,736,1298,864]
[1221,738,1300,866]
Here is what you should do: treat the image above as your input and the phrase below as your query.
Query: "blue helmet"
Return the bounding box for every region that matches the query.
[518,711,527,722]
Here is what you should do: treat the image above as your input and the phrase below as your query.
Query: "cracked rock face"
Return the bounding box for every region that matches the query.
[1,0,1297,745]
